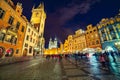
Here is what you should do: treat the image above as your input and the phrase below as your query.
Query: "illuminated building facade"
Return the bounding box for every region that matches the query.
[44,37,58,55]
[63,40,69,54]
[48,37,58,49]
[59,43,64,54]
[98,13,120,52]
[63,29,86,54]
[22,22,39,56]
[0,0,27,58]
[85,24,101,49]
[30,3,46,55]
[67,35,73,53]
[73,29,86,53]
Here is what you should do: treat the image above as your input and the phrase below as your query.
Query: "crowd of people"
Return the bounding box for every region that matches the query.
[44,50,119,70]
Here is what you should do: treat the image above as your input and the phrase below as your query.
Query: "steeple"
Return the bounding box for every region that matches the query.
[37,2,44,9]
[32,4,35,10]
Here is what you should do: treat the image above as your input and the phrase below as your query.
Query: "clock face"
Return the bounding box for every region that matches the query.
[36,12,39,17]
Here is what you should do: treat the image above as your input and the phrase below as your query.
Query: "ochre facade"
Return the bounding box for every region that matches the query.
[85,24,101,49]
[0,0,27,57]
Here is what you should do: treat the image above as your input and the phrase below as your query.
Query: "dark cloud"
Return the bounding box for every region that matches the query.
[44,0,101,47]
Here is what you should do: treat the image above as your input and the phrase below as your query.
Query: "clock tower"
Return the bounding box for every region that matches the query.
[30,2,46,54]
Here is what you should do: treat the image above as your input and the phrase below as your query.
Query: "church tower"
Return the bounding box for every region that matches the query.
[48,37,58,49]
[48,38,53,49]
[30,2,46,54]
[54,37,58,48]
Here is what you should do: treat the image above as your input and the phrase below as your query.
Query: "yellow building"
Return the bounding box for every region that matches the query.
[63,40,69,54]
[73,29,86,53]
[30,3,46,55]
[63,29,86,54]
[0,0,27,58]
[59,43,64,54]
[22,22,39,56]
[67,35,73,53]
[85,24,101,49]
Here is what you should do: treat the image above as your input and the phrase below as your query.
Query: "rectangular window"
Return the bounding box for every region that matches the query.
[21,26,24,32]
[25,43,28,47]
[30,38,32,42]
[29,46,32,53]
[28,28,30,32]
[26,35,29,40]
[0,8,5,19]
[8,16,14,25]
[16,49,19,54]
[16,22,20,29]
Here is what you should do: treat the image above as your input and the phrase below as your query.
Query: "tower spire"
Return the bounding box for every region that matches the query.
[37,2,44,9]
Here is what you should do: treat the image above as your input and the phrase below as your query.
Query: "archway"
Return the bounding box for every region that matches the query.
[0,46,5,58]
[23,48,27,56]
[5,48,14,57]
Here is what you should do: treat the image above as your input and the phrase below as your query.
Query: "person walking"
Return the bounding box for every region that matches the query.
[99,54,106,69]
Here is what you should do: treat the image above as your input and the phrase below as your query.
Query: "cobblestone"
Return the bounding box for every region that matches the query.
[61,57,120,80]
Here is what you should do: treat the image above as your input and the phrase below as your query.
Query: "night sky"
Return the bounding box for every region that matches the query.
[13,0,120,48]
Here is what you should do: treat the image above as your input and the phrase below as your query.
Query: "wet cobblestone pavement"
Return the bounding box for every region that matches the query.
[1,56,120,80]
[0,58,62,80]
[61,57,120,80]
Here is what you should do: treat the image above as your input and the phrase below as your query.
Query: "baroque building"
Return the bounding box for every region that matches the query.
[73,29,86,53]
[67,35,73,53]
[85,24,101,49]
[30,3,46,55]
[97,12,120,52]
[63,40,69,54]
[63,29,86,54]
[0,0,27,58]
